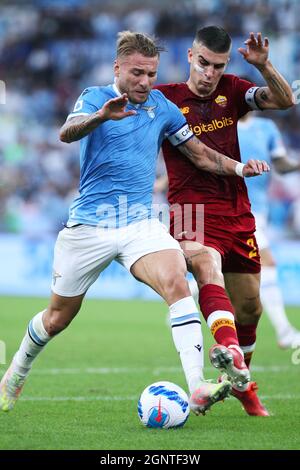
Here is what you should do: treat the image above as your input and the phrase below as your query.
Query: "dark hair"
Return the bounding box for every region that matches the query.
[194,26,231,53]
[117,31,165,58]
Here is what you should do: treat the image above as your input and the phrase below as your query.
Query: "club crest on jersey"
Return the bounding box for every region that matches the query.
[180,107,190,115]
[141,105,156,119]
[215,95,227,108]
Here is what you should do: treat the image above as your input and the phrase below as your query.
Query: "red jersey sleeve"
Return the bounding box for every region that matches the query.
[232,77,257,119]
[154,83,178,102]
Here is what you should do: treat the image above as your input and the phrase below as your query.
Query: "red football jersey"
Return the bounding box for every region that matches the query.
[156,75,255,216]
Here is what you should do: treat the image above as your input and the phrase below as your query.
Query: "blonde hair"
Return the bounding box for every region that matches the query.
[116,31,165,58]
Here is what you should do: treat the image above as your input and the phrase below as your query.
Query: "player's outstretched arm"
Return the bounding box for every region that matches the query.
[238,32,294,110]
[179,136,270,177]
[60,94,136,143]
[60,114,105,143]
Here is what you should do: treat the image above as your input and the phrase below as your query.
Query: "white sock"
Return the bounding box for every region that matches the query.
[13,310,51,376]
[260,266,292,337]
[169,296,204,394]
[188,277,199,302]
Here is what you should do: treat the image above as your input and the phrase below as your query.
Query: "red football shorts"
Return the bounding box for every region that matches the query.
[169,207,260,274]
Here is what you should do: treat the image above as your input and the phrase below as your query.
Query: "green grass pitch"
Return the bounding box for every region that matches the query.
[0,296,300,450]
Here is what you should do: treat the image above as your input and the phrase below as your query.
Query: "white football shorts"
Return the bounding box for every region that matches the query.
[51,218,182,297]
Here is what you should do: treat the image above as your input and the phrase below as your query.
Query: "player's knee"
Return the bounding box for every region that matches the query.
[44,315,69,336]
[192,252,223,287]
[44,307,76,336]
[161,270,189,300]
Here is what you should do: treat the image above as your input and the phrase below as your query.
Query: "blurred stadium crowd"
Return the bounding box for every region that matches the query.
[1,0,300,239]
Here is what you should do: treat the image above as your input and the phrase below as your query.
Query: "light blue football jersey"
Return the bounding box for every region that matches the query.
[66,84,193,227]
[238,116,286,216]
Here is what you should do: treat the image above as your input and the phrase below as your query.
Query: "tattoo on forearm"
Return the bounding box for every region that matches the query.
[269,75,290,99]
[182,137,232,175]
[61,114,102,142]
[180,137,201,160]
[213,152,226,174]
[260,90,269,101]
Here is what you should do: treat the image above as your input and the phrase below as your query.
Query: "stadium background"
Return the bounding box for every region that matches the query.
[1,0,300,303]
[0,0,300,453]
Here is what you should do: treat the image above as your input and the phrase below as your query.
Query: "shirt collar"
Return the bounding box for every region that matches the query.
[112,82,122,97]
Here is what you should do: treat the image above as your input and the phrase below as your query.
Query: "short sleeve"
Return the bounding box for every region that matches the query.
[233,77,257,119]
[164,98,194,147]
[67,87,100,120]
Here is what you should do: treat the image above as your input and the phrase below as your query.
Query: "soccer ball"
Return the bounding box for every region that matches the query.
[137,381,190,429]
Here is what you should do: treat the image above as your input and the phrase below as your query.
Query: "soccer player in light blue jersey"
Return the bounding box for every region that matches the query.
[238,112,300,349]
[0,31,267,416]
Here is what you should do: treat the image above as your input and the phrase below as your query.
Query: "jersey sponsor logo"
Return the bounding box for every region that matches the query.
[211,318,236,336]
[141,105,156,118]
[190,117,234,136]
[215,95,227,108]
[180,106,190,114]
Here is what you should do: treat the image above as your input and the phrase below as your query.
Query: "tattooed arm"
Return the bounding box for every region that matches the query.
[179,136,270,177]
[255,63,294,110]
[60,114,104,143]
[60,94,136,143]
[238,32,294,110]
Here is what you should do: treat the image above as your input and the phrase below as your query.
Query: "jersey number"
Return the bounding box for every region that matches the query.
[247,238,258,258]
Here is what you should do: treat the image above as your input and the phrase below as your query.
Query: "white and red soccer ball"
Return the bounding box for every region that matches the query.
[138,381,190,429]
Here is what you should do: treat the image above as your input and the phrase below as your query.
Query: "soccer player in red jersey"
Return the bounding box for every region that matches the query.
[156,26,294,416]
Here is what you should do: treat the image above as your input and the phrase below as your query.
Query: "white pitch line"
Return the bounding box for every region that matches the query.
[20,395,137,402]
[30,367,148,375]
[260,395,300,400]
[0,365,297,377]
[19,394,300,402]
[250,365,296,373]
[23,365,297,375]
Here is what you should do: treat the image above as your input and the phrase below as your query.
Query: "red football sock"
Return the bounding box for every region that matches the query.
[235,322,257,367]
[199,284,239,348]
